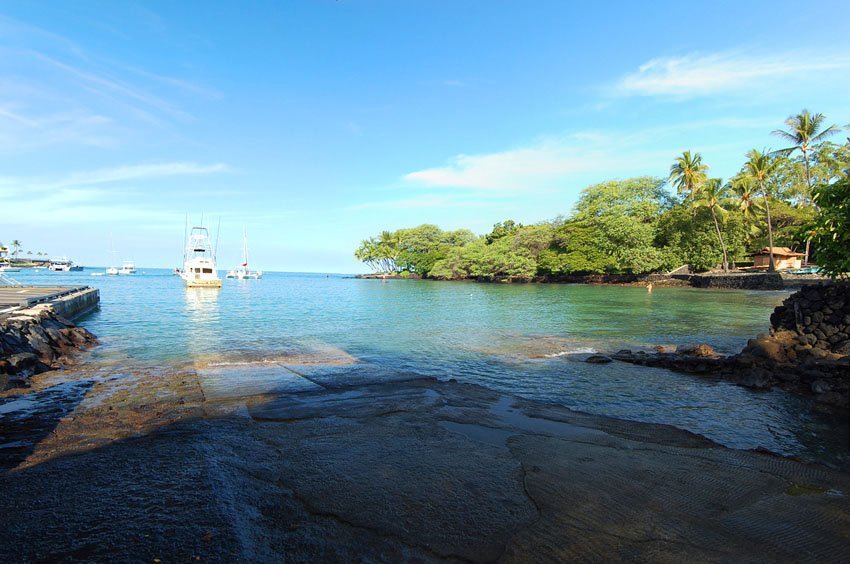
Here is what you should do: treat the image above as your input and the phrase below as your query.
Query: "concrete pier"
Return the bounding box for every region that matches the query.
[0,286,99,320]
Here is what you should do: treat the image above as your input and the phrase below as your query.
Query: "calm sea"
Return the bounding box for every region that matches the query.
[12,268,849,468]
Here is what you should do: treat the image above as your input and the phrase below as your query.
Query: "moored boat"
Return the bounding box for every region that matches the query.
[49,257,83,271]
[180,226,222,288]
[0,262,20,272]
[119,261,136,275]
[226,228,263,280]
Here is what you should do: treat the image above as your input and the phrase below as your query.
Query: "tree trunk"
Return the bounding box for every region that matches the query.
[710,208,729,273]
[802,146,812,266]
[761,183,776,273]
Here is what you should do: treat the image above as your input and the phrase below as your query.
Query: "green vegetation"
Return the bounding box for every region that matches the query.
[356,110,849,280]
[806,177,850,279]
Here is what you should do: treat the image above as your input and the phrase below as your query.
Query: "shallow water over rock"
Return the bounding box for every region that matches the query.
[8,269,848,468]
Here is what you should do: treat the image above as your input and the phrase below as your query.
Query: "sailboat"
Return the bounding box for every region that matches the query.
[180,224,222,288]
[226,228,263,279]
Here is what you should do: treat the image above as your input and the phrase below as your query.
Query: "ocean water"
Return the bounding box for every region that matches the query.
[11,268,849,467]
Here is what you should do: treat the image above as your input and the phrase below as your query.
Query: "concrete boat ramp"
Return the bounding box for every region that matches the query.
[1,360,848,562]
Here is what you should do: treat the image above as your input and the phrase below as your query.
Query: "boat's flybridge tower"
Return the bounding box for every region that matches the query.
[180,219,223,288]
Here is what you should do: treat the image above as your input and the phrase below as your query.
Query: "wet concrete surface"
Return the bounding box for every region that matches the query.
[1,359,849,562]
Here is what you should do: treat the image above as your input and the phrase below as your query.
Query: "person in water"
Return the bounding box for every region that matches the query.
[646,282,653,293]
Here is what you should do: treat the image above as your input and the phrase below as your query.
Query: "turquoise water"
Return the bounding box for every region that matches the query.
[11,268,849,468]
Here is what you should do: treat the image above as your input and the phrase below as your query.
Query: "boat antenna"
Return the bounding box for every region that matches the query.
[183,213,188,261]
[214,216,221,260]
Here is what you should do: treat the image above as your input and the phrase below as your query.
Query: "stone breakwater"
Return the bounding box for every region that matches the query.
[0,304,97,390]
[610,283,850,408]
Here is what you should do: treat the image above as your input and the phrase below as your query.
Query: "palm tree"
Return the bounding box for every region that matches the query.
[772,110,842,264]
[669,151,708,200]
[692,178,731,272]
[11,240,22,261]
[729,174,762,246]
[744,149,780,272]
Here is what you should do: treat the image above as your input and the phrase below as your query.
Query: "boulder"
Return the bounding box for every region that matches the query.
[585,354,613,364]
[737,368,773,390]
[676,344,716,358]
[7,352,39,374]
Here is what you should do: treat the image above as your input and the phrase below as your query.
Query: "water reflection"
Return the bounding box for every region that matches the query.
[184,287,221,361]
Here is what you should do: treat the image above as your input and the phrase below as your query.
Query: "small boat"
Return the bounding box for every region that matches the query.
[119,261,136,275]
[106,266,119,275]
[48,257,83,271]
[180,225,222,288]
[226,228,263,280]
[0,262,20,272]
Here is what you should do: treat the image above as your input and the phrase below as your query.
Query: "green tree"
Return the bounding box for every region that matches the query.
[806,177,850,278]
[485,220,521,244]
[669,151,708,200]
[569,177,673,274]
[772,110,843,264]
[692,178,731,272]
[743,149,780,271]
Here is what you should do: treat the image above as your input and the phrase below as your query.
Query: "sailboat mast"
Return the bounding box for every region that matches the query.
[243,227,248,267]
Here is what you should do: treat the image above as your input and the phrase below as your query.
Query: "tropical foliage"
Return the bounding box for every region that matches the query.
[806,177,850,279]
[356,110,849,279]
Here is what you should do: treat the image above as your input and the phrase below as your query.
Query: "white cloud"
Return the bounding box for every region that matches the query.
[404,143,614,191]
[616,51,850,98]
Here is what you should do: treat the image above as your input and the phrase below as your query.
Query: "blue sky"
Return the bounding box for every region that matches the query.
[1,0,849,272]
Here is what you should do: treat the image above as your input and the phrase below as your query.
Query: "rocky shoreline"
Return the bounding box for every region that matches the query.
[357,271,830,290]
[602,283,850,408]
[0,304,97,390]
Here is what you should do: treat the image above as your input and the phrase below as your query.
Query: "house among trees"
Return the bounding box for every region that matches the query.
[752,247,805,270]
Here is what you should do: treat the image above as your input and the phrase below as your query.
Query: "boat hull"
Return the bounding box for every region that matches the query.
[184,278,222,288]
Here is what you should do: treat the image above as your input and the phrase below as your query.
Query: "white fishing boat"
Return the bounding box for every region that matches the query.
[106,266,119,275]
[119,261,136,275]
[226,228,263,280]
[49,257,83,271]
[180,225,222,288]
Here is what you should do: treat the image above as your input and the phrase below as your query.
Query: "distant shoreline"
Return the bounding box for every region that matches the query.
[355,271,832,290]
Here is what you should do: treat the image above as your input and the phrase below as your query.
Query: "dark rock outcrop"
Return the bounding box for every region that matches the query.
[0,304,97,389]
[613,283,850,408]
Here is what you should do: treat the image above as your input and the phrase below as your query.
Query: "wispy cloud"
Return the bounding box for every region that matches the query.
[616,51,850,98]
[0,161,231,228]
[402,115,786,193]
[350,194,494,211]
[0,161,229,196]
[0,16,219,151]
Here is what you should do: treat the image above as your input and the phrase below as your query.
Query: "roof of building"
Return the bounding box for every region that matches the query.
[753,246,804,257]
